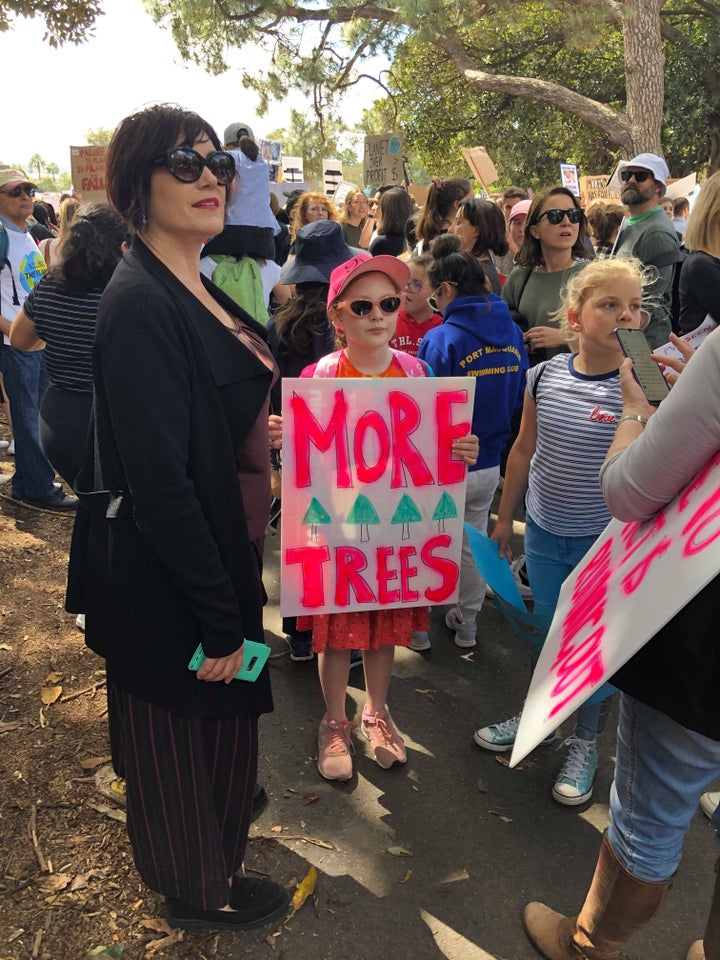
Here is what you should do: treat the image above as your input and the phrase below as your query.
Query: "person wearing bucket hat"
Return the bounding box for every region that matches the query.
[269,252,478,780]
[278,220,355,286]
[614,152,681,349]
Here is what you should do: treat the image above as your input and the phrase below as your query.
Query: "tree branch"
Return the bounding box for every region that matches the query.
[212,0,398,26]
[435,37,634,153]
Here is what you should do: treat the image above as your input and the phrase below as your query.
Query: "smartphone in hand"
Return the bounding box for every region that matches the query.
[614,328,670,405]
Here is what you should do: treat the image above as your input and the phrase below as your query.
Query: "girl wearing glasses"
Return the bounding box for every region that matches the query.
[503,186,593,365]
[388,252,442,358]
[66,104,289,932]
[279,253,478,780]
[482,257,650,806]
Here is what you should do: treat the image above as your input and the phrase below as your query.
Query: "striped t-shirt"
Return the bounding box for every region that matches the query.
[525,354,623,536]
[23,274,100,393]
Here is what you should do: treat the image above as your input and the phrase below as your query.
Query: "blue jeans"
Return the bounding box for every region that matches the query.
[608,694,720,881]
[524,513,610,735]
[0,346,55,498]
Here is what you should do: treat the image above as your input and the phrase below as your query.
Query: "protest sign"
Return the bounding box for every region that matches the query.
[510,451,720,766]
[560,162,580,197]
[70,146,108,202]
[460,147,497,192]
[654,316,717,362]
[323,159,343,196]
[282,155,304,184]
[579,175,621,205]
[363,134,404,187]
[280,377,476,616]
[257,138,282,181]
[331,180,357,209]
[408,183,430,208]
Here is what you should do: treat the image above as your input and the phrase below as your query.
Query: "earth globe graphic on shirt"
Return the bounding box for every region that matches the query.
[20,251,47,294]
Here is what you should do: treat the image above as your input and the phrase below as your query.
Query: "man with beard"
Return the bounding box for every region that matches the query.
[614,153,680,348]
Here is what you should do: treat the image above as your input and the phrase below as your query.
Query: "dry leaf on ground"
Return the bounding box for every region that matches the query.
[387,845,413,857]
[288,866,317,918]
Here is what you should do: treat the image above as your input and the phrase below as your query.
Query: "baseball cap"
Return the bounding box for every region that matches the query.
[327,254,410,308]
[508,199,532,221]
[0,169,36,190]
[223,121,255,145]
[618,153,670,197]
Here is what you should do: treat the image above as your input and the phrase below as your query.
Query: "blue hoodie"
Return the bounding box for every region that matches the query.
[418,294,527,470]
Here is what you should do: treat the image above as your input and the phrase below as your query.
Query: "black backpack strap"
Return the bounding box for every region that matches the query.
[530,359,549,402]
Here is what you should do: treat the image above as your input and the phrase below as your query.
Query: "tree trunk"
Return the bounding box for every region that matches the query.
[622,0,666,156]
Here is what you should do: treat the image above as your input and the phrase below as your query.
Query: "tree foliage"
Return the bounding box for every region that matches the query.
[267,109,360,183]
[143,0,720,170]
[85,126,115,146]
[0,0,102,45]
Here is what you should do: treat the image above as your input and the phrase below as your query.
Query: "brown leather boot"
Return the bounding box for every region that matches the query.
[687,855,720,960]
[524,834,669,960]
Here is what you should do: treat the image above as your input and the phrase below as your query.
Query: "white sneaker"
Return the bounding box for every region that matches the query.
[7,440,14,456]
[0,439,9,451]
[700,792,720,820]
[75,613,86,632]
[444,607,476,648]
[486,554,533,600]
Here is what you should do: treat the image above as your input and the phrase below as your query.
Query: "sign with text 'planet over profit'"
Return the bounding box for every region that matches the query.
[280,377,475,616]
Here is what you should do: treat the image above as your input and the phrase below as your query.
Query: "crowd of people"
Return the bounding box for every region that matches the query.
[1,105,720,955]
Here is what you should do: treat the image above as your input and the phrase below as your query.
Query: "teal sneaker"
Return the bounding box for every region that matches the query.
[552,735,598,806]
[473,713,556,752]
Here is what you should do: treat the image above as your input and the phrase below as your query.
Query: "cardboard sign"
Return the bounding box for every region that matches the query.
[363,133,404,187]
[579,175,622,205]
[280,376,476,616]
[560,162,580,197]
[511,451,720,766]
[323,159,343,196]
[460,147,497,189]
[70,145,108,202]
[331,180,357,209]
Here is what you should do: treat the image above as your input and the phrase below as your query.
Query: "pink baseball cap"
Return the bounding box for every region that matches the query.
[509,199,532,221]
[327,253,410,308]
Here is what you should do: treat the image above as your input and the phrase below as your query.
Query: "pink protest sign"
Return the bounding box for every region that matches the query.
[511,451,720,766]
[280,377,476,616]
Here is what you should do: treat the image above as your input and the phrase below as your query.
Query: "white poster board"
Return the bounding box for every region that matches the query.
[560,162,580,197]
[280,377,476,616]
[282,156,305,184]
[511,451,720,766]
[323,159,343,196]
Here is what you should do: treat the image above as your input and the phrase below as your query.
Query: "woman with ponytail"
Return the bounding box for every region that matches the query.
[415,177,473,252]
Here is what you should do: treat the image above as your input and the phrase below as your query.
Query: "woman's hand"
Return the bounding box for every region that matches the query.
[196,645,245,684]
[453,433,479,466]
[491,518,514,561]
[618,358,658,419]
[524,325,565,351]
[651,333,695,387]
[268,414,283,449]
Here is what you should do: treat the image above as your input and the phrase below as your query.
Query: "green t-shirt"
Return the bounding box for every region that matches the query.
[502,261,588,359]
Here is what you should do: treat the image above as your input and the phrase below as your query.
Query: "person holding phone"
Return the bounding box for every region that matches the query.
[66,104,288,932]
[522,294,720,960]
[485,257,650,805]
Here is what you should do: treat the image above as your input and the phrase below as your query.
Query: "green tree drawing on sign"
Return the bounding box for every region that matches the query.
[432,491,458,534]
[391,494,423,541]
[302,497,332,543]
[346,494,380,543]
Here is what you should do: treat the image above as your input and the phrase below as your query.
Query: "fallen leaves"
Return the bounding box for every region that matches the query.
[87,802,127,824]
[288,866,317,919]
[399,869,413,884]
[139,919,184,955]
[80,755,113,770]
[387,845,413,857]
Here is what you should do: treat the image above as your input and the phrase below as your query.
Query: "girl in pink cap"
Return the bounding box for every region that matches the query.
[270,253,478,781]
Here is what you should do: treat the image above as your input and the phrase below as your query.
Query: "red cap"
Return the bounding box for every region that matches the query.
[327,254,410,308]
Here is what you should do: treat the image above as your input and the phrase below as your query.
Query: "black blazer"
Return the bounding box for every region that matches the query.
[67,238,274,718]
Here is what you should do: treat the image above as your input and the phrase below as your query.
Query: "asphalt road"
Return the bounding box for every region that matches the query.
[236,519,718,960]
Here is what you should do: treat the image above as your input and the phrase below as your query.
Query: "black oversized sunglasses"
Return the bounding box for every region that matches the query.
[619,169,651,183]
[336,296,402,317]
[536,207,584,226]
[1,184,36,198]
[152,147,236,186]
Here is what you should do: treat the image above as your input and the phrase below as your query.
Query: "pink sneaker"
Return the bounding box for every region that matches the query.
[361,708,407,769]
[317,717,356,781]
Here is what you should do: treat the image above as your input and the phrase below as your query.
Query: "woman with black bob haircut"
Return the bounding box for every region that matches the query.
[451,197,509,294]
[369,186,415,256]
[418,234,527,650]
[65,104,289,932]
[503,185,592,363]
[10,203,129,488]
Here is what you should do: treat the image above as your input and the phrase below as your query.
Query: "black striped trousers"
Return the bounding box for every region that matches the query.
[108,682,258,910]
